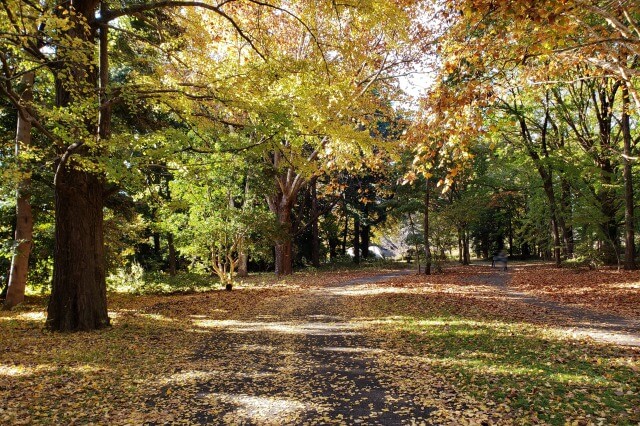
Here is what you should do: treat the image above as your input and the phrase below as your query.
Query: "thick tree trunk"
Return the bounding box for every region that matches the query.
[47,0,110,331]
[4,72,35,310]
[167,233,177,276]
[457,228,463,264]
[622,84,636,270]
[237,248,249,277]
[47,168,110,331]
[424,178,431,275]
[274,207,294,276]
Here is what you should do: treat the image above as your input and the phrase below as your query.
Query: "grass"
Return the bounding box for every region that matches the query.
[380,317,638,424]
[2,264,639,425]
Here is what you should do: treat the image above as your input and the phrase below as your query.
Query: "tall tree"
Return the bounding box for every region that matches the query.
[3,72,34,310]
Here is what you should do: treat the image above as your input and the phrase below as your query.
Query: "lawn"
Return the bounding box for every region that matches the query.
[1,264,638,425]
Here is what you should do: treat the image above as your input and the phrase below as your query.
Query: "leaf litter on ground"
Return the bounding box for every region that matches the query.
[0,263,638,425]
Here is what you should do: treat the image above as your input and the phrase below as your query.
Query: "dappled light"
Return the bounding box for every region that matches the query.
[2,0,640,422]
[200,393,308,424]
[1,265,639,424]
[193,319,361,336]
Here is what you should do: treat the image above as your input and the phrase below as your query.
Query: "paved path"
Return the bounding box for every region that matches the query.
[467,266,640,347]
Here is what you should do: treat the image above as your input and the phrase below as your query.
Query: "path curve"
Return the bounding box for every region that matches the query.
[467,266,640,347]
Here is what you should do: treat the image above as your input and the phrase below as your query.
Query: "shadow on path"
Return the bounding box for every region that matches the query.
[468,265,640,346]
[180,268,433,425]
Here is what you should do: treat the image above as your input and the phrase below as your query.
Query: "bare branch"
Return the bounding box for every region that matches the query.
[97,1,266,61]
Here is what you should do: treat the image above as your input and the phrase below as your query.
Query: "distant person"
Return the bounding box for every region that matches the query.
[492,250,507,271]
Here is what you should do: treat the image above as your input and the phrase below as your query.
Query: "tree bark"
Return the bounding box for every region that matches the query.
[353,215,361,264]
[361,225,371,259]
[457,228,463,264]
[237,248,249,277]
[310,178,320,267]
[424,178,431,275]
[517,114,562,266]
[463,230,471,265]
[273,207,294,276]
[4,72,35,310]
[560,178,574,258]
[47,0,110,331]
[622,84,636,270]
[47,168,110,331]
[508,216,514,257]
[341,202,348,256]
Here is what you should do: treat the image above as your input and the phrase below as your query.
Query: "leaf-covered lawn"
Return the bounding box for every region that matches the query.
[1,265,639,425]
[508,264,640,319]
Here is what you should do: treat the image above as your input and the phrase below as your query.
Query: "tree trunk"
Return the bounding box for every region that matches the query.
[622,84,636,270]
[353,215,361,264]
[153,233,161,255]
[46,1,111,331]
[310,178,320,267]
[167,233,177,276]
[47,168,110,331]
[508,216,514,257]
[599,170,620,265]
[458,228,463,264]
[341,204,348,256]
[4,72,35,310]
[560,179,574,258]
[237,248,249,277]
[361,225,371,259]
[274,207,294,276]
[424,178,431,275]
[463,230,470,265]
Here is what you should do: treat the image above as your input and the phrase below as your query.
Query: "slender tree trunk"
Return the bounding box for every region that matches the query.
[463,230,470,265]
[237,172,251,277]
[361,225,370,259]
[599,169,619,264]
[167,233,177,276]
[508,216,514,257]
[458,228,463,264]
[310,178,320,267]
[153,233,161,255]
[47,1,110,331]
[560,179,574,257]
[341,200,348,256]
[541,177,562,266]
[4,72,35,310]
[622,84,636,270]
[424,178,431,275]
[353,215,361,264]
